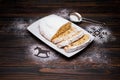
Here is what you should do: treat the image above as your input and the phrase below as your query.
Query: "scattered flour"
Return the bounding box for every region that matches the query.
[2,18,36,37]
[79,47,109,64]
[2,9,116,67]
[85,25,116,44]
[54,9,72,19]
[53,9,115,67]
[28,44,58,63]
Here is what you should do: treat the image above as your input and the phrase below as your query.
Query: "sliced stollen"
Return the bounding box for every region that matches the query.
[38,14,93,53]
[52,27,77,44]
[57,30,84,48]
[64,34,90,53]
[51,22,71,41]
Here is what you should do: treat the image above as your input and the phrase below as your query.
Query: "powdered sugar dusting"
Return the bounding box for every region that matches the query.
[79,47,109,65]
[2,18,36,37]
[85,25,116,44]
[53,9,114,67]
[54,9,72,19]
[27,44,58,63]
[2,9,116,68]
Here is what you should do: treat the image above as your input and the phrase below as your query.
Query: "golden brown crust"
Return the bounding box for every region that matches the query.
[51,22,71,41]
[64,34,89,51]
[51,27,77,43]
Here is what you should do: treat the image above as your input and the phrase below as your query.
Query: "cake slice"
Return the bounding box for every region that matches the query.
[52,27,77,44]
[57,31,84,48]
[64,34,90,53]
[51,22,71,41]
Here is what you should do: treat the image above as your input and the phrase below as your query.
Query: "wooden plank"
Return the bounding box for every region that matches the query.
[0,0,120,80]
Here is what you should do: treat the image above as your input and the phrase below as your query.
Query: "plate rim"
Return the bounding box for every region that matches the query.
[27,15,94,57]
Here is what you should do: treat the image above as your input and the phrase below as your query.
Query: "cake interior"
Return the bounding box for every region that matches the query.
[51,22,71,41]
[64,34,89,50]
[52,27,77,43]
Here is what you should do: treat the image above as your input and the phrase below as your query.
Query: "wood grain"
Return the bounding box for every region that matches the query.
[0,0,120,80]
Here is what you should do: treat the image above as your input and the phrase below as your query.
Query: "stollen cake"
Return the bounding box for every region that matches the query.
[39,14,91,53]
[57,31,84,48]
[52,27,77,44]
[64,34,90,53]
[39,14,70,41]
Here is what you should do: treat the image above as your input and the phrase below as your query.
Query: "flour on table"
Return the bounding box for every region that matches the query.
[79,47,109,65]
[54,9,72,19]
[28,44,58,63]
[2,12,115,67]
[2,18,36,37]
[85,25,116,44]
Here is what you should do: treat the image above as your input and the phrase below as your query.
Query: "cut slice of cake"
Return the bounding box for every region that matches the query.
[64,34,90,53]
[57,31,84,48]
[51,22,71,41]
[38,14,93,53]
[52,27,77,44]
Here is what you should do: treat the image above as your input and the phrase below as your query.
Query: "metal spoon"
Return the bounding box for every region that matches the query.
[69,12,106,25]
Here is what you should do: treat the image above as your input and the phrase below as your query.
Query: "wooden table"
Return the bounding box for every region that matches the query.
[0,0,120,80]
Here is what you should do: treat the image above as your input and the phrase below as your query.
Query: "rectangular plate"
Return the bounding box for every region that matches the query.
[27,15,94,57]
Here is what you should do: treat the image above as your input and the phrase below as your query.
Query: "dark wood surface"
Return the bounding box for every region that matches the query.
[0,0,120,80]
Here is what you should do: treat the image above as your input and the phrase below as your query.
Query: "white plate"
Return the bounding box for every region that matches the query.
[27,14,94,57]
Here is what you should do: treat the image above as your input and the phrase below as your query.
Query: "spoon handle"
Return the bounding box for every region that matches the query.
[82,17,106,25]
